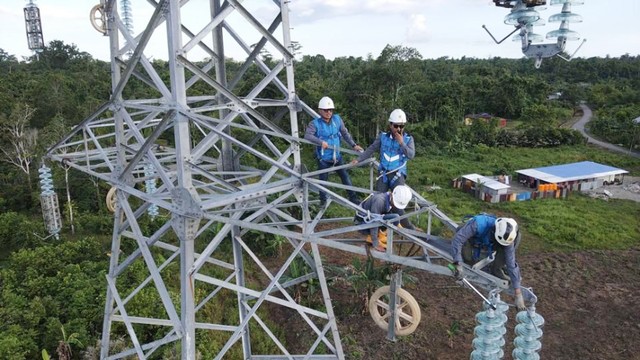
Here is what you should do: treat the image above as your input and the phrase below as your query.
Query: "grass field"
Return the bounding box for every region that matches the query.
[338,143,640,254]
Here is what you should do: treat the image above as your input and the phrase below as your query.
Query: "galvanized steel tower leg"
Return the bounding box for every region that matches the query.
[164,0,200,357]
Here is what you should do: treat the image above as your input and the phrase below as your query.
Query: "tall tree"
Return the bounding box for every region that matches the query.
[0,104,39,189]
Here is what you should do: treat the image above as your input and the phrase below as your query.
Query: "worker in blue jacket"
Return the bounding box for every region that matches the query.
[305,96,363,205]
[352,109,415,192]
[451,214,526,310]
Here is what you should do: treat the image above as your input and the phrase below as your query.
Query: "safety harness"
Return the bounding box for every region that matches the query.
[378,131,411,187]
[314,116,343,164]
[354,193,391,224]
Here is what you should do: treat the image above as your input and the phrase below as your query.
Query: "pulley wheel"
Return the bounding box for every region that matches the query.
[90,4,107,34]
[106,186,117,213]
[368,285,421,336]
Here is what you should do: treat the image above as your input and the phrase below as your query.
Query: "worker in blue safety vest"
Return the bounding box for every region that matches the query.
[305,96,363,206]
[352,109,415,192]
[451,214,526,310]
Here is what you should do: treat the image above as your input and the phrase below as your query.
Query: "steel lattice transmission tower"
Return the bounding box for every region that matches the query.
[24,0,45,57]
[47,0,347,358]
[46,0,503,359]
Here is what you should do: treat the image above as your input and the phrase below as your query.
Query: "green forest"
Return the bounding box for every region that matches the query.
[0,41,639,359]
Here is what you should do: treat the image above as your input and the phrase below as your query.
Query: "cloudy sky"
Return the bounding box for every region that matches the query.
[1,0,638,61]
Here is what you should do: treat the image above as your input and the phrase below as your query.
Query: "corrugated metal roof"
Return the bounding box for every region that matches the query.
[462,173,510,190]
[516,161,628,183]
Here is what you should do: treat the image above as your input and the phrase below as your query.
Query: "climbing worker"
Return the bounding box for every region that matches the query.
[352,109,415,192]
[305,96,363,206]
[354,185,414,252]
[450,214,526,310]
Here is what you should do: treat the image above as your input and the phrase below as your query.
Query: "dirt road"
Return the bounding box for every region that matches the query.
[573,104,640,159]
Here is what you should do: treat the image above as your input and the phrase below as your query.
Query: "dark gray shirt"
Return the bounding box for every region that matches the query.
[451,219,522,289]
[359,192,415,243]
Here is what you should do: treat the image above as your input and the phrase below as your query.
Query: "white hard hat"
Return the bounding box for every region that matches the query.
[318,96,335,110]
[388,109,407,124]
[391,185,412,210]
[494,217,518,246]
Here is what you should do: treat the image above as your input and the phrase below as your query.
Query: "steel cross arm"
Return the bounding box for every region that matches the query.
[189,162,241,193]
[201,212,457,277]
[260,209,318,268]
[199,177,298,210]
[185,57,217,90]
[178,27,221,67]
[310,208,433,240]
[236,112,296,170]
[302,160,362,180]
[49,148,116,166]
[105,182,175,216]
[46,102,111,156]
[114,57,158,91]
[82,123,118,171]
[244,60,287,99]
[47,155,114,184]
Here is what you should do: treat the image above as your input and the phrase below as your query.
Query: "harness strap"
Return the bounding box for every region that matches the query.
[354,210,385,224]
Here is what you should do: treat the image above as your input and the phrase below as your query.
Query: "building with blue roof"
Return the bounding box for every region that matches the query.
[516,161,628,191]
[454,161,628,203]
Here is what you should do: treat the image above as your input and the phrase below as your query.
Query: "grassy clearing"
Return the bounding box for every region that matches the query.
[342,144,640,253]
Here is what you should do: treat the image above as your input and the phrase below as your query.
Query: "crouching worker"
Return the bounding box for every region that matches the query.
[354,185,414,252]
[450,214,526,310]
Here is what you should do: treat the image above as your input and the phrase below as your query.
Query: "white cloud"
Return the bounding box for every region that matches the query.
[290,0,430,22]
[406,14,430,43]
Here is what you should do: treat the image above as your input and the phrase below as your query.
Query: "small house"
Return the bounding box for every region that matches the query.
[456,173,511,203]
[463,113,507,128]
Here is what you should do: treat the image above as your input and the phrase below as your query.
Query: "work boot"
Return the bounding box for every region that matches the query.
[365,232,387,250]
[378,230,388,247]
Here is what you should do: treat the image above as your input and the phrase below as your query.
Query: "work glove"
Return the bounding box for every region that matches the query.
[453,263,464,281]
[515,292,526,311]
